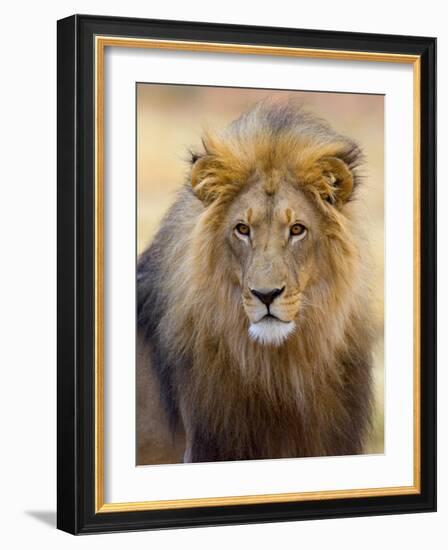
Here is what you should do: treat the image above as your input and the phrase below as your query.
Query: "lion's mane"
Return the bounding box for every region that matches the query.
[137,102,374,462]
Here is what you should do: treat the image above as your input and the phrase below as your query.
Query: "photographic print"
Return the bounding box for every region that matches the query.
[58,15,435,533]
[136,85,385,466]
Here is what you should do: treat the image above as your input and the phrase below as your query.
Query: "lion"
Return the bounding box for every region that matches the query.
[137,101,374,463]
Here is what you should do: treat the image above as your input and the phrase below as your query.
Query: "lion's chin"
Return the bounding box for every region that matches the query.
[248,317,296,346]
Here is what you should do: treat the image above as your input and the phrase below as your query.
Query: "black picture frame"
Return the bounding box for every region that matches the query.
[57,14,436,534]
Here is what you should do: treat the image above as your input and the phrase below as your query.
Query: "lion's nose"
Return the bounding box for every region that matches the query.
[250,287,285,306]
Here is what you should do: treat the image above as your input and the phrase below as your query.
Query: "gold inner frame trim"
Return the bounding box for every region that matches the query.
[94,35,421,514]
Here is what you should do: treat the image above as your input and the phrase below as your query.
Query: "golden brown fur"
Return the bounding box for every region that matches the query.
[137,101,374,462]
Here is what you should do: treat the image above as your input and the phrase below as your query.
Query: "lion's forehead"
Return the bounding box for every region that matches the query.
[226,179,319,228]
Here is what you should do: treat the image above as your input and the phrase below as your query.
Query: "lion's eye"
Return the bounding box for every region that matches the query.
[290,223,307,239]
[235,223,250,236]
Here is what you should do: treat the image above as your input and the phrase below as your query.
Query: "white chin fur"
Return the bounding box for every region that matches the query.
[248,318,296,346]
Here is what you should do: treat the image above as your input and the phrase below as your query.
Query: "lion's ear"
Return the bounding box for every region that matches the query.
[189,133,225,205]
[190,133,246,205]
[316,156,354,207]
[190,154,219,205]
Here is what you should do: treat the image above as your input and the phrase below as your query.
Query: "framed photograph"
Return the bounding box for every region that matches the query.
[57,14,436,534]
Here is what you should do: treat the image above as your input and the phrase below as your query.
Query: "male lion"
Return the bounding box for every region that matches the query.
[137,101,374,463]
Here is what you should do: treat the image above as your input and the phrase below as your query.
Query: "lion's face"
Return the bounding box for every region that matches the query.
[225,175,321,346]
[190,110,358,348]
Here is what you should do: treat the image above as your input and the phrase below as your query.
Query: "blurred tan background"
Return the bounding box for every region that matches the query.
[137,84,384,455]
